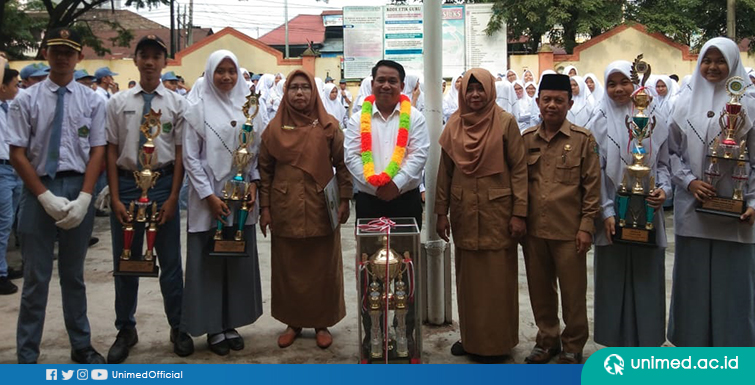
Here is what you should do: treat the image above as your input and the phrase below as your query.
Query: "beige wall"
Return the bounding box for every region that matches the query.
[509,55,539,79]
[507,27,755,81]
[313,57,342,82]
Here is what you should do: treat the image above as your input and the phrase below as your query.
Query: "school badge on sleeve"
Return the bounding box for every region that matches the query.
[77,125,90,138]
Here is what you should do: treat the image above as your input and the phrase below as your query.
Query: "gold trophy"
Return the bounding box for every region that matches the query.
[697,76,749,217]
[115,109,162,277]
[614,54,658,244]
[210,92,259,257]
[361,237,413,360]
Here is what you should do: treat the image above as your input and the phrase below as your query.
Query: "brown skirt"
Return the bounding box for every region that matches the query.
[455,246,519,356]
[271,230,346,328]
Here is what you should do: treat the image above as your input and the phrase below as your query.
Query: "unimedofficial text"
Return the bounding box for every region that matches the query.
[111,370,184,379]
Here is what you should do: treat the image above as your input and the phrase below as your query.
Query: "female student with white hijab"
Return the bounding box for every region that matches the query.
[667,37,755,347]
[351,76,372,116]
[588,60,671,347]
[566,75,594,127]
[563,65,578,77]
[321,82,347,129]
[495,79,520,119]
[182,50,264,356]
[513,80,538,131]
[584,73,604,106]
[443,74,462,123]
[648,75,679,118]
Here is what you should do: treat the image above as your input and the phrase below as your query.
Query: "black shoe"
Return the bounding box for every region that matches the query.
[171,328,194,357]
[7,267,23,280]
[107,328,138,364]
[0,276,18,295]
[71,346,105,364]
[225,329,244,351]
[207,333,230,356]
[88,237,99,247]
[450,340,467,356]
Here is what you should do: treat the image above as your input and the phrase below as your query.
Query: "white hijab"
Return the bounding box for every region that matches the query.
[240,67,252,89]
[563,65,578,77]
[647,75,679,114]
[403,73,420,98]
[567,75,593,127]
[353,76,373,114]
[505,69,518,83]
[186,50,250,181]
[314,77,324,95]
[495,80,519,116]
[321,82,345,124]
[671,37,755,177]
[522,69,535,83]
[513,80,530,110]
[588,61,668,189]
[584,73,604,106]
[257,74,275,100]
[443,74,462,120]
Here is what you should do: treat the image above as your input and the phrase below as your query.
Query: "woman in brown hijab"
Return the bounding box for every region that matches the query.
[435,68,528,363]
[259,70,352,349]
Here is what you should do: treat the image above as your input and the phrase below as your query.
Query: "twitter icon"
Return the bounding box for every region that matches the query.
[61,370,74,380]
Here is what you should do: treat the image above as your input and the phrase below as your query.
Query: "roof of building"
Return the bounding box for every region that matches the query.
[258,14,325,46]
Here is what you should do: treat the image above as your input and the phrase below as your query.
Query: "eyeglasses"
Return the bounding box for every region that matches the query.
[288,84,312,93]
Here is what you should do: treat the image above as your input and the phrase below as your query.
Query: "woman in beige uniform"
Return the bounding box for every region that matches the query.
[435,68,528,363]
[259,70,352,350]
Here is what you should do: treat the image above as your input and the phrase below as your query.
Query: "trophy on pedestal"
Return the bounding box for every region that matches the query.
[210,92,259,257]
[115,109,162,277]
[361,236,413,360]
[614,54,658,245]
[697,76,750,217]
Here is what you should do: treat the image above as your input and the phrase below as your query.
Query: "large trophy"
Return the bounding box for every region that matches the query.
[362,237,413,360]
[697,76,750,217]
[115,109,162,277]
[614,54,658,245]
[356,217,422,364]
[210,92,259,257]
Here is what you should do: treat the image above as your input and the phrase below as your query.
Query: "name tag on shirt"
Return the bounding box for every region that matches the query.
[124,110,136,116]
[529,147,541,153]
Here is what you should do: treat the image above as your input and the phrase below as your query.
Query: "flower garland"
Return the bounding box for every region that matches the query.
[359,94,412,187]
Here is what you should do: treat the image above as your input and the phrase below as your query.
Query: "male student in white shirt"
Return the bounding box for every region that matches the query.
[104,34,193,364]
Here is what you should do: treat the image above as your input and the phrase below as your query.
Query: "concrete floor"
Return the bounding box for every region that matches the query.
[0,210,676,364]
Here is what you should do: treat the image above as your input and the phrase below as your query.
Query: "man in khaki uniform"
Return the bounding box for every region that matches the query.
[521,74,600,365]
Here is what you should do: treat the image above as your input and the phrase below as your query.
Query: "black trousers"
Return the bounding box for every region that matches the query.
[355,188,423,231]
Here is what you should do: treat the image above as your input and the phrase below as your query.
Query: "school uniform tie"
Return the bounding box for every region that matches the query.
[45,86,67,179]
[0,102,8,114]
[137,92,156,168]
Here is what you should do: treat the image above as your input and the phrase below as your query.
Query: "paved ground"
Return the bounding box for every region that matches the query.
[0,210,676,364]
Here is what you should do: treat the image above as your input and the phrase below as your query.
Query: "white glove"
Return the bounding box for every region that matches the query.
[55,192,92,230]
[37,190,71,221]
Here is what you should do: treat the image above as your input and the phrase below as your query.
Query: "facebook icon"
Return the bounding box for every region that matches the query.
[46,369,57,380]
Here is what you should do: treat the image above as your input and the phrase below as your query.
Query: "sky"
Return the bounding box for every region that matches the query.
[128,0,393,39]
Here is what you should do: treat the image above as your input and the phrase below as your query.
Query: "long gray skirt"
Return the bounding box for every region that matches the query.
[181,226,263,337]
[594,243,666,347]
[668,235,755,347]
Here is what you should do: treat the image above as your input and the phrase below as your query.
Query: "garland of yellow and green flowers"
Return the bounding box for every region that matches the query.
[359,94,412,187]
